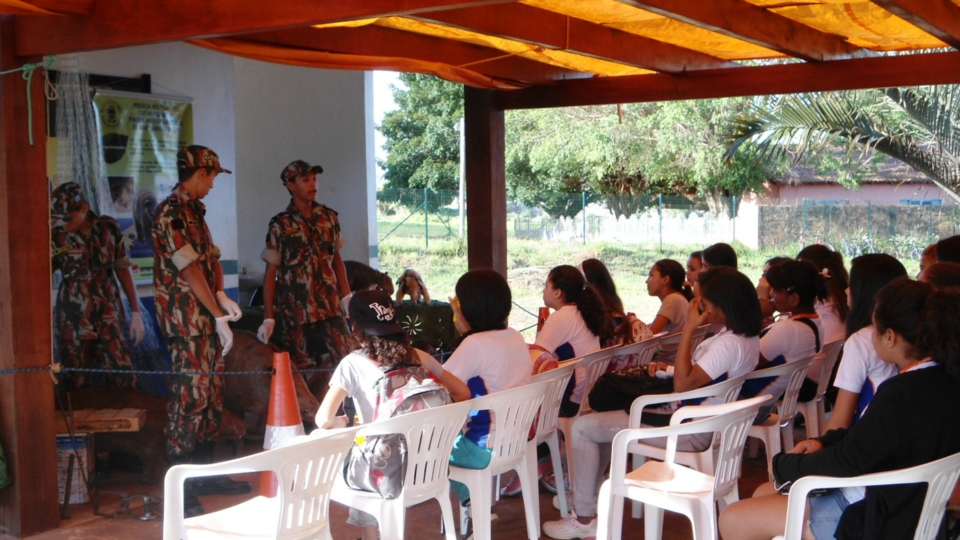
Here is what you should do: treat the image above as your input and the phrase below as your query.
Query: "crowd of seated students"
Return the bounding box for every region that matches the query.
[308,235,960,540]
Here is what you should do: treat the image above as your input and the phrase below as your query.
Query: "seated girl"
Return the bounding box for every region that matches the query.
[541,267,762,540]
[822,254,906,432]
[741,260,825,422]
[579,258,652,372]
[441,269,532,527]
[315,289,463,540]
[797,244,849,345]
[719,279,960,540]
[644,259,692,363]
[685,250,702,290]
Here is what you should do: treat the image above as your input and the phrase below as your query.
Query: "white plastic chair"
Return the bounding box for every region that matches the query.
[607,332,663,372]
[596,395,772,540]
[449,379,550,540]
[555,347,615,489]
[163,427,359,540]
[626,374,748,519]
[745,356,814,481]
[330,401,473,540]
[657,325,710,360]
[795,339,843,439]
[773,450,960,540]
[528,361,577,520]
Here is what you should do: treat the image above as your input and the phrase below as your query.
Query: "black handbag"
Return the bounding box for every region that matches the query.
[588,365,675,416]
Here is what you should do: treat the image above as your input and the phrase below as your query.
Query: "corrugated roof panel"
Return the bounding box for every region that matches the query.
[770,3,947,50]
[372,17,654,76]
[523,0,783,60]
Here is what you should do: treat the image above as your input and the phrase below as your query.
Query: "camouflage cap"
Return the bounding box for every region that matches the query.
[50,182,87,229]
[280,160,323,184]
[177,145,232,174]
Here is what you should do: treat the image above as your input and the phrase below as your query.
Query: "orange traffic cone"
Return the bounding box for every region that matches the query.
[260,351,305,497]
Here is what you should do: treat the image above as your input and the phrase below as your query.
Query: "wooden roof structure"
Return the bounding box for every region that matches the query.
[3,1,960,536]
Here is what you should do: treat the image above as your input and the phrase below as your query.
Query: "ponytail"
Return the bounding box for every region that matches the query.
[798,244,850,323]
[654,259,693,301]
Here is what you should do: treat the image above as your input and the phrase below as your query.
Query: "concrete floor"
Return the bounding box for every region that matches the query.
[4,439,774,540]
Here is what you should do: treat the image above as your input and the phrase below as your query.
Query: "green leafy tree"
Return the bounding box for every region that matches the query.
[379,74,463,196]
[727,86,960,202]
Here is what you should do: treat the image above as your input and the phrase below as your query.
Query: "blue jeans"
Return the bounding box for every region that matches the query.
[449,434,492,503]
[808,489,851,540]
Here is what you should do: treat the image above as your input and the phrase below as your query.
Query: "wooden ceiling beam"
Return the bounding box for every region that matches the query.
[870,0,960,50]
[241,26,591,85]
[498,50,960,110]
[616,0,866,62]
[414,3,737,73]
[13,0,519,56]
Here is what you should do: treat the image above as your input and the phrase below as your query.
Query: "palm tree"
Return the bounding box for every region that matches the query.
[727,86,960,203]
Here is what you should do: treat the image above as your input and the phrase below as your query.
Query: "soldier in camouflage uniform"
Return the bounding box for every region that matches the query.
[152,146,249,513]
[257,160,352,400]
[51,182,145,389]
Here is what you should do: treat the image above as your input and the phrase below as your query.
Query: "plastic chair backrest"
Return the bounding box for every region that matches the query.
[575,347,617,415]
[610,332,663,371]
[353,401,473,502]
[812,339,844,401]
[271,429,360,539]
[745,355,813,428]
[531,361,577,444]
[777,450,960,540]
[466,380,550,468]
[668,395,772,498]
[658,325,710,353]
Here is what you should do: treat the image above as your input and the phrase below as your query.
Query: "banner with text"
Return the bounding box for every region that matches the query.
[94,91,193,283]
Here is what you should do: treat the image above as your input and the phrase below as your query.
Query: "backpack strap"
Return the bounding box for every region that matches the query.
[792,317,821,353]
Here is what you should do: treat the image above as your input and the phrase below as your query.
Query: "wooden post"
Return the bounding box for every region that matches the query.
[463,86,506,276]
[0,15,59,537]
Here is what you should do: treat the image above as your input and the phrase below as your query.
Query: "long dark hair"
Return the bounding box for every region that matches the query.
[846,254,907,337]
[765,259,823,310]
[580,258,624,315]
[451,269,513,351]
[702,243,738,269]
[653,259,693,301]
[548,265,613,340]
[874,278,960,381]
[920,262,960,290]
[698,267,762,337]
[798,244,849,323]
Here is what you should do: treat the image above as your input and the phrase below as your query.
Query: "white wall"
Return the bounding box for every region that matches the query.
[233,59,375,280]
[71,42,239,293]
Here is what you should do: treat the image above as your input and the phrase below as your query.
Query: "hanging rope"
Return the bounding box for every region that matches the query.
[0,55,56,146]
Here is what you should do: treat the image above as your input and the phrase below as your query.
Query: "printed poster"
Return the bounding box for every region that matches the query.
[94,90,193,283]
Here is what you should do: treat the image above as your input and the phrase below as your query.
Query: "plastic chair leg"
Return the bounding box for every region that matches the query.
[643,504,664,540]
[517,460,541,540]
[765,430,781,482]
[379,500,405,540]
[438,485,458,540]
[546,433,568,517]
[631,454,646,519]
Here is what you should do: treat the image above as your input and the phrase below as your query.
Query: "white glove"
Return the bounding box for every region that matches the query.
[655,366,675,379]
[129,312,146,347]
[257,318,275,344]
[215,315,234,357]
[216,291,242,321]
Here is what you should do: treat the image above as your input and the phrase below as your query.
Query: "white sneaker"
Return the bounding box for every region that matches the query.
[542,514,597,540]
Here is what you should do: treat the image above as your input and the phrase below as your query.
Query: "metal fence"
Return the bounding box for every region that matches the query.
[377,188,960,260]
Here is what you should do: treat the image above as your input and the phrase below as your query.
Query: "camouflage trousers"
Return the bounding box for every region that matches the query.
[165,334,223,457]
[58,335,135,390]
[277,316,352,403]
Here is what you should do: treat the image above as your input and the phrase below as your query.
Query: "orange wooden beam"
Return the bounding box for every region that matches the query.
[13,0,519,56]
[616,0,867,62]
[871,0,960,50]
[414,3,737,73]
[242,26,591,85]
[498,50,960,110]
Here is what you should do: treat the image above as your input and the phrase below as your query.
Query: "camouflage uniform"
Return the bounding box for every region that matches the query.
[262,199,351,372]
[153,182,224,457]
[51,208,135,389]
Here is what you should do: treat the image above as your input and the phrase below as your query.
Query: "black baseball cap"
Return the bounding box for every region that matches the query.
[349,289,404,336]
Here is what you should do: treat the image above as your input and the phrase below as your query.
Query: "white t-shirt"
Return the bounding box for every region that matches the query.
[809,300,846,382]
[535,304,601,360]
[692,329,760,406]
[654,293,689,363]
[330,347,438,424]
[444,328,532,446]
[753,315,825,400]
[833,325,899,421]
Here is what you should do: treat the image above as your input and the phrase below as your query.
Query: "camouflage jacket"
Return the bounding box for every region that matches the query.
[152,184,221,338]
[261,200,344,325]
[51,213,130,342]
